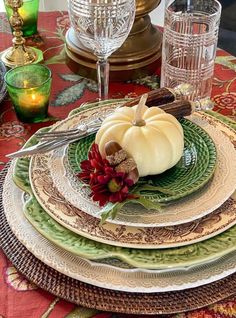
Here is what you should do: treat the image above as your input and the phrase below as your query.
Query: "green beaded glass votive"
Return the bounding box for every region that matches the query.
[5,0,39,37]
[5,65,52,123]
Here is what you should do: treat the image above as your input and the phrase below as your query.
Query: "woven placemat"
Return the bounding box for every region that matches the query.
[0,163,236,315]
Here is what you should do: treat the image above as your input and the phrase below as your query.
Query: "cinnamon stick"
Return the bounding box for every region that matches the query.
[124,88,175,108]
[123,91,192,118]
[158,100,192,118]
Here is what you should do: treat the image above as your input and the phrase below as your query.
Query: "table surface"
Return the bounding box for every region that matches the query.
[0,11,236,318]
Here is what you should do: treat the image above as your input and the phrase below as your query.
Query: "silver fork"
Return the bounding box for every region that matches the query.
[34,117,104,140]
[6,111,114,158]
[6,124,100,158]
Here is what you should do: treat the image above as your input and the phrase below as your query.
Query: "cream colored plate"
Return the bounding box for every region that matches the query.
[28,151,236,249]
[32,109,236,228]
[3,166,236,293]
[14,154,236,270]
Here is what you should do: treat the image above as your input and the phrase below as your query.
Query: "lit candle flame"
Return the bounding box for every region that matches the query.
[18,92,46,109]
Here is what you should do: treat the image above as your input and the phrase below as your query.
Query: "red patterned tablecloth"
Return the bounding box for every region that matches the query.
[0,11,236,318]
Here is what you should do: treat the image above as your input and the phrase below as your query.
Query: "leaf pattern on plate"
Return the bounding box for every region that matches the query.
[33,158,77,217]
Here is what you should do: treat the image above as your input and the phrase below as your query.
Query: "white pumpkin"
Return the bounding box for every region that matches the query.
[95,96,184,177]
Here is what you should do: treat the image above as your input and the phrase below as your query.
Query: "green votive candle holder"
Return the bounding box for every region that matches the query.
[5,0,39,37]
[5,64,52,123]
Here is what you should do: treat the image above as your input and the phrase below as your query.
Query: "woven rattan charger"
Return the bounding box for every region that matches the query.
[0,163,236,315]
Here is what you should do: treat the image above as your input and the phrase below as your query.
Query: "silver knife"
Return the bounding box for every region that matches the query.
[6,126,99,158]
[6,110,115,158]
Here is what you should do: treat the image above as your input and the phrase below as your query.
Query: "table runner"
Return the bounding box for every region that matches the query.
[0,11,236,318]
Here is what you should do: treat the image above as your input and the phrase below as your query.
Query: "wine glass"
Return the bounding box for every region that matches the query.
[68,0,136,100]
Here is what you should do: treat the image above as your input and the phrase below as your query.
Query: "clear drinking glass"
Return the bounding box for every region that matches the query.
[68,0,136,100]
[161,0,221,101]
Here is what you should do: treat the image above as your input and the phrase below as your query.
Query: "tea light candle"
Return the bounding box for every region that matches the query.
[19,92,46,108]
[5,64,52,123]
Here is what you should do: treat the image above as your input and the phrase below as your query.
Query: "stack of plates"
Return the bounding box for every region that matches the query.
[2,99,236,314]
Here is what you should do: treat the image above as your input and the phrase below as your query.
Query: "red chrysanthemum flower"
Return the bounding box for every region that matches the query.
[78,143,135,206]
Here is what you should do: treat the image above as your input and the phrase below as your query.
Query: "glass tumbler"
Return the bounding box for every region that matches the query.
[5,64,52,123]
[161,0,222,101]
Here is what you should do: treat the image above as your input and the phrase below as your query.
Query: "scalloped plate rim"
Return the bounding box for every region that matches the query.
[3,167,236,294]
[45,107,236,227]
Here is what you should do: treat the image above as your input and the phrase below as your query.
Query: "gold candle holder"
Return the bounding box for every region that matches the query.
[1,0,39,68]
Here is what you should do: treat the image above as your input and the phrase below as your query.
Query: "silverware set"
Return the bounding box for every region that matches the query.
[7,115,109,158]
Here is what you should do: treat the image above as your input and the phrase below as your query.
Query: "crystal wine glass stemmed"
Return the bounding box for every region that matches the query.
[68,0,136,100]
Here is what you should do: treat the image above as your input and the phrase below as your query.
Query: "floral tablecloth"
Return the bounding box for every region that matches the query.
[0,11,236,318]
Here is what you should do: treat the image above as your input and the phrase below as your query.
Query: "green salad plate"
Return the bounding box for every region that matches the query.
[68,117,216,203]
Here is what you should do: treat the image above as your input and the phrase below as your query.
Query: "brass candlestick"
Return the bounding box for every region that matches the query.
[66,0,162,81]
[1,0,38,68]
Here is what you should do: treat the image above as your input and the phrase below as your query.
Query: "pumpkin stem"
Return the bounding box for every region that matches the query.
[133,93,148,127]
